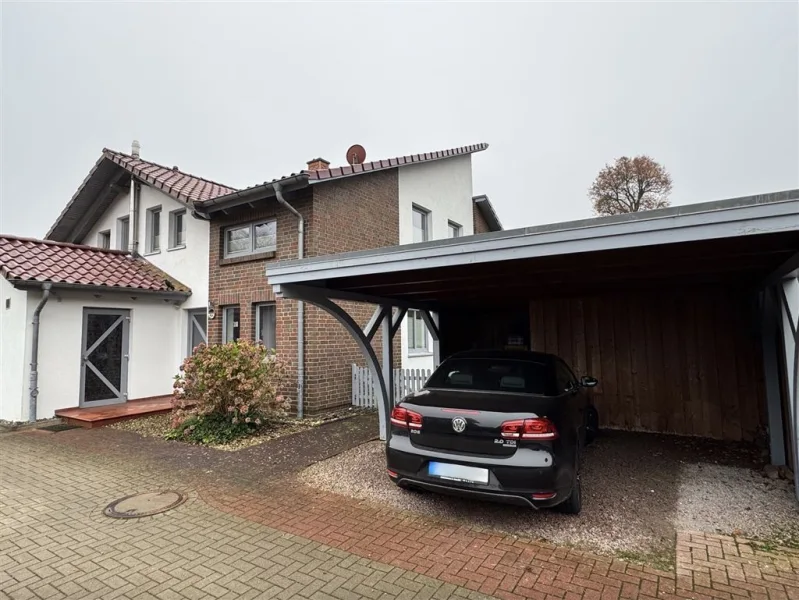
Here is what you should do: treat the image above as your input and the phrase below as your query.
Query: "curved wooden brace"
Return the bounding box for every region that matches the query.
[297,295,393,441]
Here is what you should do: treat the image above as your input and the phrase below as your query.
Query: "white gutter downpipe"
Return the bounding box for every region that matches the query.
[273,182,305,418]
[129,140,141,254]
[28,283,52,422]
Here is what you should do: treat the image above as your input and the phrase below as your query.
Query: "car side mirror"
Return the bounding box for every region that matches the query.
[581,376,598,388]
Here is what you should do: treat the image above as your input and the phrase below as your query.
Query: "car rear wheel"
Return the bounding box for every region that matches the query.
[556,472,582,515]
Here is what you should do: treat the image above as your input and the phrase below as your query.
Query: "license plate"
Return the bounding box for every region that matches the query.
[428,462,489,484]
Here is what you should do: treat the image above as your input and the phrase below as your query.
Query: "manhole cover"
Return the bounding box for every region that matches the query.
[103,491,186,519]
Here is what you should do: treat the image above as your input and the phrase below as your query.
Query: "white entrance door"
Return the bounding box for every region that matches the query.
[188,309,208,355]
[79,309,130,407]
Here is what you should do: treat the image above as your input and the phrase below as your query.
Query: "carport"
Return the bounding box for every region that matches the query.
[267,191,799,499]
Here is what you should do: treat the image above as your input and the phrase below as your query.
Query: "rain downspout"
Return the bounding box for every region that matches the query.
[28,282,52,422]
[273,182,305,418]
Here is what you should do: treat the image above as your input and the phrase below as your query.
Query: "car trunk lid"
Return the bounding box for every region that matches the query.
[402,389,559,457]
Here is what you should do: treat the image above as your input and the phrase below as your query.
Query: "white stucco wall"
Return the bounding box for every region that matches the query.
[0,277,30,422]
[82,186,208,308]
[397,155,474,371]
[15,288,182,420]
[81,184,209,361]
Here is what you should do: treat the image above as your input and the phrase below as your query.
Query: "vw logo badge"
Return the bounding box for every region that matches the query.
[451,417,467,433]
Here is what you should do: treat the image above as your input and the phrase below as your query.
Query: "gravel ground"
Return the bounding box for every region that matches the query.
[110,408,373,451]
[299,431,799,557]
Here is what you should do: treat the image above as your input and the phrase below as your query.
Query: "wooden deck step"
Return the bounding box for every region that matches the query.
[55,396,172,428]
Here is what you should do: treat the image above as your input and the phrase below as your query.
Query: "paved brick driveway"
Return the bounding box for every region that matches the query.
[1,423,798,600]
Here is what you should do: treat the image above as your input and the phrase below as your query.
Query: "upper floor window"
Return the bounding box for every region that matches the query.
[412,206,429,243]
[448,221,462,238]
[224,219,276,258]
[169,209,187,249]
[145,207,161,253]
[117,216,129,251]
[97,230,111,250]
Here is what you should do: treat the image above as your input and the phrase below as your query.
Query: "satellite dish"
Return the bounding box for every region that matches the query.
[346,144,366,165]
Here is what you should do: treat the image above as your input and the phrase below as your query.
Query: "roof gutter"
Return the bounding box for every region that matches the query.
[273,181,306,419]
[194,174,309,216]
[9,280,191,301]
[28,283,52,422]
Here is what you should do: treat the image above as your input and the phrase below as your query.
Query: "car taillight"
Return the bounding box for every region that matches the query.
[390,406,423,430]
[500,418,558,440]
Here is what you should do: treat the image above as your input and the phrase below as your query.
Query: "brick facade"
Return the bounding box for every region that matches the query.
[473,201,492,234]
[207,170,401,414]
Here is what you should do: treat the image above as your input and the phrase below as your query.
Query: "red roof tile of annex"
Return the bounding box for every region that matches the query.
[0,235,190,293]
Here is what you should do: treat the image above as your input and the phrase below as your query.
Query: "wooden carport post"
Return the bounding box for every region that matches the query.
[274,283,409,441]
[777,277,799,500]
[762,288,787,466]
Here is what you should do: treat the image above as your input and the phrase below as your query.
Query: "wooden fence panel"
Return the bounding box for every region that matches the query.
[351,365,432,409]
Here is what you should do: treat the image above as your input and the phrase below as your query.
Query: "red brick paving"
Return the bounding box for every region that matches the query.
[12,421,799,600]
[199,481,799,600]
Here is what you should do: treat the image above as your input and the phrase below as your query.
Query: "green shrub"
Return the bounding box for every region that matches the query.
[169,340,289,444]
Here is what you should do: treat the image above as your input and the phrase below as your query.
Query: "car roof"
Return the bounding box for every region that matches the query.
[445,349,554,364]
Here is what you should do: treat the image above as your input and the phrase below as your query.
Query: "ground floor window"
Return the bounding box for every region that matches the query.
[223,306,240,343]
[188,309,207,354]
[407,309,428,353]
[255,303,276,351]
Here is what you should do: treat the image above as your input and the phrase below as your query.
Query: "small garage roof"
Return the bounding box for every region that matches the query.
[267,190,799,306]
[0,235,191,297]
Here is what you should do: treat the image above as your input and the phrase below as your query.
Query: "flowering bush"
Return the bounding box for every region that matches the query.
[167,340,290,444]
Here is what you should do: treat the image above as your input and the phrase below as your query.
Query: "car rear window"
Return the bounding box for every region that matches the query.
[426,358,553,395]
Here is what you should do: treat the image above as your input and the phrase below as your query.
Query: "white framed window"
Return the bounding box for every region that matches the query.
[145,206,161,253]
[223,306,240,343]
[407,309,429,353]
[255,303,276,351]
[448,220,462,238]
[223,219,276,258]
[117,217,130,251]
[97,230,111,250]
[169,209,187,249]
[412,206,429,243]
[187,309,207,355]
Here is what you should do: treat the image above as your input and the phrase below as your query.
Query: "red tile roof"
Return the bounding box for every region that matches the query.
[195,142,489,209]
[306,143,489,181]
[0,235,190,294]
[103,150,236,203]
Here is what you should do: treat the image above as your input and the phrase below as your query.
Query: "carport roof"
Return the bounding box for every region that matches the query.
[267,190,799,306]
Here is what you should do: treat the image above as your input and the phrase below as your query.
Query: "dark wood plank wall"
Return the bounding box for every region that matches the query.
[529,286,767,441]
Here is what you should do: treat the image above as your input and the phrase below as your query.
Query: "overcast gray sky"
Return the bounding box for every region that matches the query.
[1,2,797,238]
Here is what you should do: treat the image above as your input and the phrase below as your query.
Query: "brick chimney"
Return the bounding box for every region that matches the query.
[306,157,330,171]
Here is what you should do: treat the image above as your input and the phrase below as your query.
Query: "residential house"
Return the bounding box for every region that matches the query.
[194,143,502,416]
[0,236,190,422]
[0,144,228,422]
[0,141,500,422]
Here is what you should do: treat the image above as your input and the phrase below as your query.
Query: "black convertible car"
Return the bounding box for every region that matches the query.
[386,350,598,514]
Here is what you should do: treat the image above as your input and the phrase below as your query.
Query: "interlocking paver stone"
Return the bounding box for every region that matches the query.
[2,427,798,600]
[0,433,488,599]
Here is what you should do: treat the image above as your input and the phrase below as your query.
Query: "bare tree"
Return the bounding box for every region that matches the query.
[589,155,673,216]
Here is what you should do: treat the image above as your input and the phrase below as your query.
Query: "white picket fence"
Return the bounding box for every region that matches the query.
[351,364,432,408]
